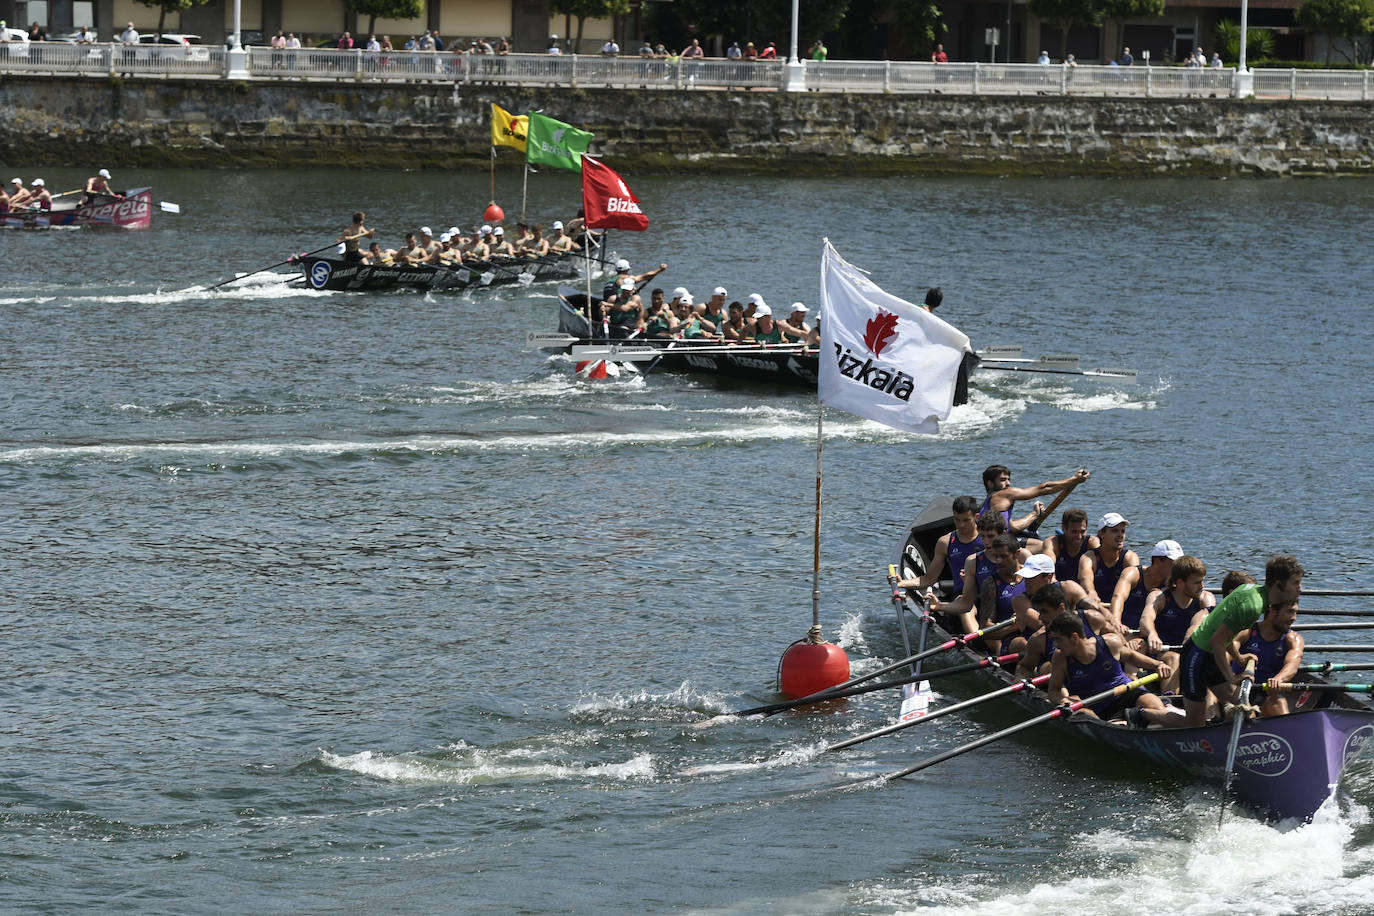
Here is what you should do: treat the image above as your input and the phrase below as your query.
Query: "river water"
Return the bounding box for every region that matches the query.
[3,167,1374,913]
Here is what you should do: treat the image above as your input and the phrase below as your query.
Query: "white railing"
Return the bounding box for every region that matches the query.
[1,45,1370,100]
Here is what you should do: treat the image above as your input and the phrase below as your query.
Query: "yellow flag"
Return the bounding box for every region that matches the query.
[491,104,528,152]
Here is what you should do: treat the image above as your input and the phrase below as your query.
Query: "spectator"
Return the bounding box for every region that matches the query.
[28,21,46,41]
[1038,50,1050,65]
[405,35,418,50]
[1210,51,1222,68]
[547,34,561,54]
[496,36,510,54]
[420,31,435,51]
[758,41,777,59]
[639,40,654,57]
[681,38,703,58]
[336,31,353,50]
[744,41,757,60]
[809,39,826,61]
[1065,53,1077,67]
[433,32,444,51]
[381,35,393,51]
[120,21,139,44]
[931,43,947,62]
[602,37,619,56]
[366,34,380,51]
[76,25,94,43]
[1121,46,1134,66]
[727,41,742,60]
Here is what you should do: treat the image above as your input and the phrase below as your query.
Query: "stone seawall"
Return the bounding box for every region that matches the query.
[2,76,1372,175]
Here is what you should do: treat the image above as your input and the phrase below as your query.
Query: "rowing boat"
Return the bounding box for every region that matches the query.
[551,286,820,387]
[298,251,595,292]
[894,496,1374,823]
[1,188,153,230]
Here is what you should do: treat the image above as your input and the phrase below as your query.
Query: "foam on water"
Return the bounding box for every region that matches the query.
[318,747,657,785]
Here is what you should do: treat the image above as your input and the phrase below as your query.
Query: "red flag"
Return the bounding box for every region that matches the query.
[581,157,649,231]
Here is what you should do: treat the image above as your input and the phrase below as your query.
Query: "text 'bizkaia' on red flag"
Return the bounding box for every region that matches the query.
[581,157,649,232]
[818,239,977,435]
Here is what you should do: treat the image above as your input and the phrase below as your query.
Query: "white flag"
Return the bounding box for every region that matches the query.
[818,239,973,435]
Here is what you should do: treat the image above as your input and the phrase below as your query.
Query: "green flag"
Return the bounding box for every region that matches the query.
[525,112,594,172]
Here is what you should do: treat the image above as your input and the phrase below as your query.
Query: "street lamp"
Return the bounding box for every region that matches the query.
[783,0,806,90]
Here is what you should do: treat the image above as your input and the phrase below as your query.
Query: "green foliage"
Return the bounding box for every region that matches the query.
[831,0,943,57]
[643,0,849,53]
[1099,0,1164,26]
[1213,20,1275,62]
[343,0,424,34]
[1296,0,1374,62]
[135,0,209,39]
[1028,0,1099,56]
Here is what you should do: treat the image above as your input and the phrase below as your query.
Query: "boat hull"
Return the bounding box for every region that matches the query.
[895,496,1374,823]
[2,188,153,229]
[300,251,588,292]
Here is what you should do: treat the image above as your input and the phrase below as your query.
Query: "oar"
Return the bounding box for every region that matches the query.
[1258,682,1374,694]
[526,331,582,348]
[979,354,1081,369]
[887,566,931,721]
[1219,660,1258,828]
[1292,621,1374,631]
[209,241,342,290]
[1293,645,1374,652]
[51,188,85,199]
[978,364,1139,383]
[782,620,1019,709]
[885,671,1160,780]
[1302,589,1374,597]
[828,673,1051,753]
[726,654,1021,718]
[1299,661,1374,674]
[1289,609,1374,617]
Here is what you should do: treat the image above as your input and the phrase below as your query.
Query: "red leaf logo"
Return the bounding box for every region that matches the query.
[864,310,900,357]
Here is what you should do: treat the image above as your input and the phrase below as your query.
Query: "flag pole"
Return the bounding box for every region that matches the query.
[521,163,529,224]
[490,146,496,204]
[811,400,823,630]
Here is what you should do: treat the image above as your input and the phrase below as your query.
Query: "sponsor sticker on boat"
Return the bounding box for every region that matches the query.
[1235,732,1294,777]
[309,260,333,289]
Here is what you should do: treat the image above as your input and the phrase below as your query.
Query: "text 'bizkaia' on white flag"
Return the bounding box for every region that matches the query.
[818,239,977,435]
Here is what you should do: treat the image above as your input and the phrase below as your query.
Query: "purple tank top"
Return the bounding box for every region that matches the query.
[947,531,983,593]
[1066,632,1131,715]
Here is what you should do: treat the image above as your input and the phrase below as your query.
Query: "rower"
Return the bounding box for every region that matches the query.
[1039,507,1098,585]
[720,301,747,341]
[522,224,551,256]
[8,177,31,208]
[750,305,784,344]
[1047,612,1172,722]
[550,220,579,252]
[1236,594,1304,717]
[644,291,678,338]
[605,277,644,335]
[778,303,811,342]
[418,226,440,255]
[367,241,394,265]
[898,495,984,597]
[1137,554,1214,692]
[28,178,51,211]
[1109,538,1181,631]
[979,465,1090,544]
[1173,554,1305,727]
[0,183,9,215]
[674,294,709,339]
[1221,570,1256,597]
[1079,512,1139,609]
[932,530,1022,640]
[338,211,375,263]
[605,258,668,300]
[490,226,516,257]
[743,292,766,323]
[700,287,728,335]
[82,168,121,204]
[398,232,422,264]
[1016,581,1116,678]
[1009,552,1105,629]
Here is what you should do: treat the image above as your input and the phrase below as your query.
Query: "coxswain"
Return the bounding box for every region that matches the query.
[778,302,810,342]
[1079,512,1139,609]
[1047,612,1172,721]
[1137,554,1214,693]
[1110,539,1182,631]
[979,464,1090,543]
[8,177,32,208]
[549,220,579,252]
[1236,593,1304,717]
[338,211,374,263]
[1172,555,1304,727]
[1039,507,1099,585]
[83,168,121,204]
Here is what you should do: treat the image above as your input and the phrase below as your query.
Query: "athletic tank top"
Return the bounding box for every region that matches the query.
[975,563,1024,623]
[1066,632,1132,715]
[753,324,783,344]
[1236,626,1290,682]
[976,496,1013,532]
[947,532,983,593]
[1120,570,1151,630]
[1043,608,1093,664]
[1092,548,1126,604]
[1155,592,1200,648]
[1052,534,1091,584]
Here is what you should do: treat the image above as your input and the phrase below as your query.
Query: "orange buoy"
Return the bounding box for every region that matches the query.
[575,359,609,379]
[778,639,850,699]
[484,202,505,222]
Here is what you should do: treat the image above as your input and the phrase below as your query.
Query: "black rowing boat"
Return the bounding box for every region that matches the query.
[894,496,1374,823]
[298,251,595,292]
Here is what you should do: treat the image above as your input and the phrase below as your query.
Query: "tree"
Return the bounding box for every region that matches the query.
[1099,0,1163,62]
[135,0,210,41]
[1028,0,1101,60]
[1296,0,1374,63]
[1213,20,1275,63]
[343,0,425,37]
[644,0,849,56]
[549,0,633,53]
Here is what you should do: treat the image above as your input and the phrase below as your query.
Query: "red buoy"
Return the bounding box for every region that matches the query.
[575,359,609,379]
[778,639,850,699]
[484,202,505,222]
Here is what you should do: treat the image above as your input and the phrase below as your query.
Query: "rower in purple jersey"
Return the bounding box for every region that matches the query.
[931,519,1017,637]
[1138,555,1214,693]
[1110,539,1182,630]
[1047,611,1172,721]
[1016,581,1115,678]
[1041,507,1098,585]
[1080,512,1139,610]
[897,496,983,598]
[1234,596,1304,717]
[978,464,1090,547]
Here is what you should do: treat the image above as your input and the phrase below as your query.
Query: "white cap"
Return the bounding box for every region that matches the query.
[747,293,766,307]
[615,258,631,271]
[420,226,433,236]
[481,226,492,235]
[753,304,772,318]
[493,227,504,235]
[1098,512,1129,530]
[448,226,459,236]
[8,178,20,185]
[619,276,635,289]
[671,286,689,300]
[790,302,808,313]
[99,168,111,179]
[552,220,564,230]
[1016,554,1056,579]
[1151,539,1184,559]
[713,286,727,297]
[440,232,451,242]
[681,293,694,305]
[32,178,43,187]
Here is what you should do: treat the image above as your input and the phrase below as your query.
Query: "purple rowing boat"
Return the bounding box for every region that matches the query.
[896,496,1374,823]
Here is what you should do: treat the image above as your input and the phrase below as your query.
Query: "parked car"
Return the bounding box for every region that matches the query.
[1,26,31,43]
[136,33,210,61]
